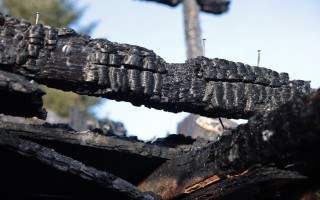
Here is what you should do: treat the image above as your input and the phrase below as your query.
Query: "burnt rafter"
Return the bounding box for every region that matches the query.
[0,13,311,119]
[142,0,230,15]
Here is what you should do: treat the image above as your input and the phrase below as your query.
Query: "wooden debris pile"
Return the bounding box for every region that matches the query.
[0,13,319,200]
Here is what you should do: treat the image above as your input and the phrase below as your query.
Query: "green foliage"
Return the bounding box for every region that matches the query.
[0,0,97,34]
[0,0,101,117]
[40,86,101,118]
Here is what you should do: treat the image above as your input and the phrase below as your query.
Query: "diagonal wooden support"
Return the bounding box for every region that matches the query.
[138,90,320,199]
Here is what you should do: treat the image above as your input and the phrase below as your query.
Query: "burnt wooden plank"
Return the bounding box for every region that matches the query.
[0,120,209,185]
[0,69,46,119]
[0,13,311,119]
[0,120,200,160]
[138,90,320,199]
[0,132,161,200]
[179,165,307,200]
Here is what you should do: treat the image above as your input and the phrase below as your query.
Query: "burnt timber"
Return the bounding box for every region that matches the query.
[0,130,161,200]
[0,69,46,119]
[138,90,320,199]
[0,13,310,119]
[142,0,230,15]
[0,13,319,200]
[1,89,319,199]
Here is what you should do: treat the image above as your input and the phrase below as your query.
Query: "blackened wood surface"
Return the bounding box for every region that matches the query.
[0,131,160,200]
[0,91,319,199]
[0,120,210,185]
[138,90,320,199]
[0,13,311,119]
[196,0,230,14]
[0,120,203,160]
[143,0,230,14]
[0,69,46,119]
[143,0,182,6]
[179,166,307,200]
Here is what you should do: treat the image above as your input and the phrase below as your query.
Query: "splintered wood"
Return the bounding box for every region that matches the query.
[184,175,221,194]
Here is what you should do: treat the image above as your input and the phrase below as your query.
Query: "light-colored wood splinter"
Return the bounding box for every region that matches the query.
[184,175,221,194]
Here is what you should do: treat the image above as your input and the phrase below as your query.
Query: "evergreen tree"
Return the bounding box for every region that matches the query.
[0,0,101,118]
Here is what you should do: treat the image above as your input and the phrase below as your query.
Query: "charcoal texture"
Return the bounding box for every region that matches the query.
[0,131,161,200]
[0,69,46,119]
[138,89,320,199]
[0,13,311,119]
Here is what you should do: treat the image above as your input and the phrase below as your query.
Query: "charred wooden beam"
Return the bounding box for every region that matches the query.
[197,0,230,14]
[138,89,320,199]
[1,89,319,199]
[142,0,230,14]
[0,69,46,119]
[0,13,310,119]
[0,131,161,200]
[0,120,209,185]
[179,165,307,200]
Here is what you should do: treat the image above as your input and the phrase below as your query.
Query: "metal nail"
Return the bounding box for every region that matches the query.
[257,50,261,67]
[218,117,225,130]
[202,38,206,57]
[35,12,40,24]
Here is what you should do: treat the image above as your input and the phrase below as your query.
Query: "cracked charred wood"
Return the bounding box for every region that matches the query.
[0,69,46,119]
[0,13,310,119]
[0,120,204,160]
[0,133,160,200]
[142,0,230,14]
[180,166,307,200]
[0,120,210,185]
[138,90,320,199]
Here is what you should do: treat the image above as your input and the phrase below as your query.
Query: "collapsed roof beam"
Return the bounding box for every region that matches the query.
[0,13,310,119]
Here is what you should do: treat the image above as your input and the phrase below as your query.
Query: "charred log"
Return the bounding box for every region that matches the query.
[0,13,311,120]
[0,69,46,119]
[138,90,320,199]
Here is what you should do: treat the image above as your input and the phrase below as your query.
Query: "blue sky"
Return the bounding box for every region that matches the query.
[75,0,320,141]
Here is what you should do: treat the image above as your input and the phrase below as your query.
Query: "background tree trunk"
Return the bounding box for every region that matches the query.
[183,0,203,59]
